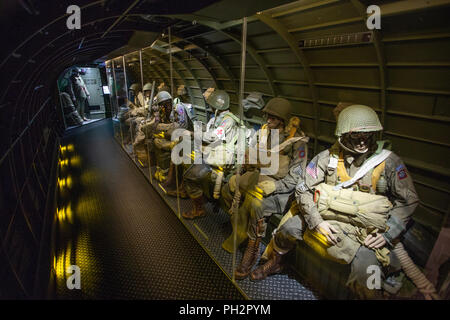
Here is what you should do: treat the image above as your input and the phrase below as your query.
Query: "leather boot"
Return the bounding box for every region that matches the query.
[166,183,188,199]
[163,162,176,190]
[234,237,261,280]
[154,166,161,181]
[250,250,284,281]
[182,195,206,219]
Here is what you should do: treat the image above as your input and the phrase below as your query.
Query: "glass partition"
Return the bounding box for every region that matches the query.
[105,60,116,118]
[112,57,127,147]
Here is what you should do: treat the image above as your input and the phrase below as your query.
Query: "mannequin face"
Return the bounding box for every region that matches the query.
[342,131,375,154]
[159,100,172,120]
[266,114,284,130]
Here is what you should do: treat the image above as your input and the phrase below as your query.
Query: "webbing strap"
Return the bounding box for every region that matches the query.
[333,149,391,191]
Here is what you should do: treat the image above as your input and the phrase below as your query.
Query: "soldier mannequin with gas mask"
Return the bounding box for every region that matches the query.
[152,91,176,182]
[250,104,419,299]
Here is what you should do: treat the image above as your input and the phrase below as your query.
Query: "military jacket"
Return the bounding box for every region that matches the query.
[297,142,419,245]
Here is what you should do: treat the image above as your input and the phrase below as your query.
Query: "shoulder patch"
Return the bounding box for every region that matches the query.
[396,164,408,180]
[298,146,306,158]
[296,181,308,193]
[294,164,303,175]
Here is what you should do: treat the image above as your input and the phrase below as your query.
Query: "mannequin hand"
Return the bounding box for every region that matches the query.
[315,221,338,245]
[364,233,386,249]
[169,139,179,149]
[228,175,236,193]
[257,180,276,196]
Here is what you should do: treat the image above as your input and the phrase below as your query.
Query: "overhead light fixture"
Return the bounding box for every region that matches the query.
[299,31,373,48]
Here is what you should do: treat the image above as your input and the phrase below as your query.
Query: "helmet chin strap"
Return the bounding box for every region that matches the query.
[338,137,368,154]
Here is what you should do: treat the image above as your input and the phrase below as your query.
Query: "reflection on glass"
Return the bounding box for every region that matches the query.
[113,58,127,147]
[105,29,274,299]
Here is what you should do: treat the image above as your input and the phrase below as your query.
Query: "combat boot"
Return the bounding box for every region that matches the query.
[163,163,176,190]
[182,195,206,219]
[234,237,261,280]
[166,183,188,199]
[250,250,284,281]
[154,166,161,181]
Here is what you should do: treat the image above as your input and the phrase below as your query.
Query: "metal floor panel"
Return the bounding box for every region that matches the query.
[112,119,320,300]
[50,119,244,299]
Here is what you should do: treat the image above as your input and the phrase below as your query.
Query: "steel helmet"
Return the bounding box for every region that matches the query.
[262,97,292,122]
[335,104,382,137]
[143,82,153,91]
[206,89,229,110]
[155,91,172,105]
[129,83,141,92]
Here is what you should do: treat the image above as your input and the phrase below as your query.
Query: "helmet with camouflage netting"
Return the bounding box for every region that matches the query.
[206,89,229,111]
[335,104,382,137]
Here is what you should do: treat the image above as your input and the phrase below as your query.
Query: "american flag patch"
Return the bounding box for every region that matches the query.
[396,164,408,180]
[306,161,317,179]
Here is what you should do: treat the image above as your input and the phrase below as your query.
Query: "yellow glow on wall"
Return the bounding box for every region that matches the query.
[57,203,73,222]
[58,176,73,190]
[59,159,69,167]
[58,178,66,188]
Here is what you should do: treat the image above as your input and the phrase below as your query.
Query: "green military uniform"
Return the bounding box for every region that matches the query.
[130,83,155,166]
[182,90,241,219]
[221,122,309,252]
[120,83,146,145]
[230,97,310,279]
[183,110,240,198]
[265,105,419,297]
[151,91,176,181]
